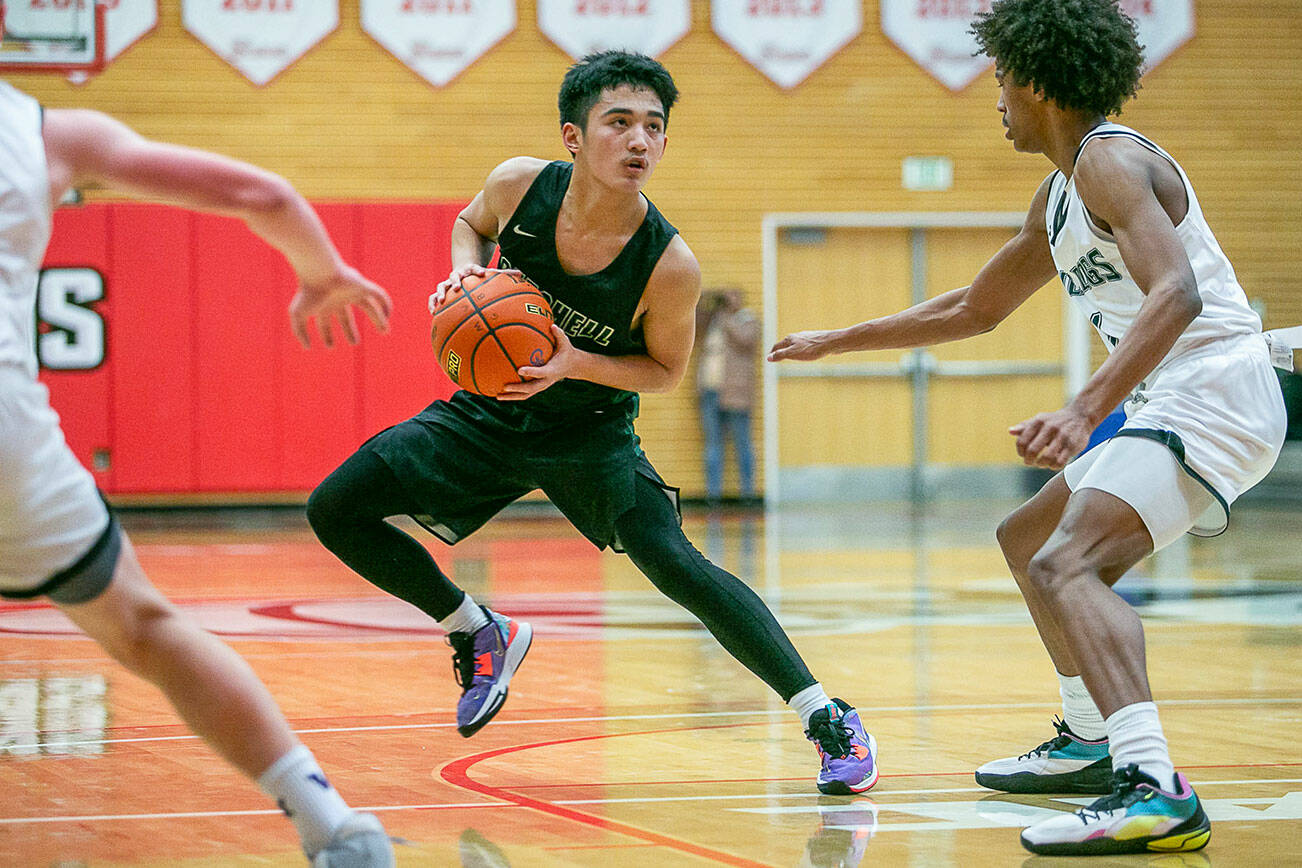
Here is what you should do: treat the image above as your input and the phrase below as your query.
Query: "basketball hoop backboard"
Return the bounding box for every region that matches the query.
[0,1,106,74]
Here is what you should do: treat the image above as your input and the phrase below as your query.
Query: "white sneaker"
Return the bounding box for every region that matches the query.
[313,812,395,868]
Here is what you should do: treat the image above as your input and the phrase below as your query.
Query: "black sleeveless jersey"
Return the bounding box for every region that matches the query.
[492,160,678,417]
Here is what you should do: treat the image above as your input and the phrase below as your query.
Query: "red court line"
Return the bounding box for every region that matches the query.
[441,722,777,868]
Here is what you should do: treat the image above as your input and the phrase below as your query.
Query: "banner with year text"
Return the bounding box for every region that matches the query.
[712,0,862,89]
[537,0,689,60]
[100,0,156,67]
[182,0,338,86]
[361,0,516,88]
[882,0,1195,92]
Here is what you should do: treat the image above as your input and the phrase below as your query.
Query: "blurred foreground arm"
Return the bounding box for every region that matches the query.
[42,109,391,348]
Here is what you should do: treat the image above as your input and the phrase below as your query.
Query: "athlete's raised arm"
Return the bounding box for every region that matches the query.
[430,157,545,309]
[768,175,1060,362]
[41,108,391,349]
[501,234,701,399]
[1011,140,1201,468]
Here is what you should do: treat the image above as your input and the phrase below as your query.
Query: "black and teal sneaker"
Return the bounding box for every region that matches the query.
[975,717,1113,794]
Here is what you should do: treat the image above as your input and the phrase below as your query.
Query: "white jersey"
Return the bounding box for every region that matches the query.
[0,82,52,379]
[1045,122,1262,369]
[0,83,113,594]
[1049,123,1286,535]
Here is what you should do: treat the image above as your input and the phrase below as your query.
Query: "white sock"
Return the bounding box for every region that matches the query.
[788,682,833,730]
[439,592,489,635]
[1105,701,1176,790]
[258,744,353,857]
[1057,673,1108,741]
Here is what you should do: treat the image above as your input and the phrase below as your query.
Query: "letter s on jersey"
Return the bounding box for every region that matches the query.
[37,267,106,371]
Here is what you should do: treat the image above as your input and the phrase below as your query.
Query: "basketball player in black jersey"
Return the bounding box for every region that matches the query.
[306,51,877,794]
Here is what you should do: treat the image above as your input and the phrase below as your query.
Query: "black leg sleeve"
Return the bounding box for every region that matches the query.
[306,448,465,621]
[613,474,816,702]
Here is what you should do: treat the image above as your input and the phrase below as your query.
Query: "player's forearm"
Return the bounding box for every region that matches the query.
[1069,281,1202,425]
[566,348,681,393]
[237,179,347,286]
[450,215,497,269]
[830,287,995,353]
[96,136,349,287]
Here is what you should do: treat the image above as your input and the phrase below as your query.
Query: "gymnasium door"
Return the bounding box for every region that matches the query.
[762,214,1069,503]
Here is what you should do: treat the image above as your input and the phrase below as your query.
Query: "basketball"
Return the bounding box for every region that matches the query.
[430,272,557,397]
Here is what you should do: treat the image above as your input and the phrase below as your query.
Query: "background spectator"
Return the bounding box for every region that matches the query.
[696,288,760,506]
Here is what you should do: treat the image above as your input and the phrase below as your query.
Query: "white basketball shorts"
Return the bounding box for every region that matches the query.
[1063,333,1286,551]
[0,364,114,598]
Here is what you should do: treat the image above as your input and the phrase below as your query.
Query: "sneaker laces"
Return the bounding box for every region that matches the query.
[806,707,855,760]
[449,632,477,692]
[1076,764,1157,824]
[449,614,506,692]
[1018,716,1074,760]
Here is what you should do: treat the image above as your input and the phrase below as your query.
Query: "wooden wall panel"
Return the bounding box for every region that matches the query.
[11,0,1299,496]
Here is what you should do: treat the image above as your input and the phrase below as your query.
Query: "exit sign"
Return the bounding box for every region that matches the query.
[902,156,953,191]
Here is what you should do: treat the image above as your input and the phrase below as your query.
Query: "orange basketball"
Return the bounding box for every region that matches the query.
[430,272,556,397]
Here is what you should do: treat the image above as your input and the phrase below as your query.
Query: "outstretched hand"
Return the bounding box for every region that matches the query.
[1009,406,1095,470]
[289,265,392,348]
[497,324,575,401]
[768,329,839,362]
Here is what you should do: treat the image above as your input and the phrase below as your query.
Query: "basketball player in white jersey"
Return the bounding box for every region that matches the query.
[769,0,1287,856]
[0,80,395,866]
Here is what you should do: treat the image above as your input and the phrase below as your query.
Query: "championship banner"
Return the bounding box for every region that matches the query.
[538,0,689,61]
[1124,0,1195,73]
[361,0,516,88]
[101,0,156,65]
[881,0,993,92]
[62,0,157,82]
[182,0,338,86]
[712,0,862,90]
[883,0,1194,92]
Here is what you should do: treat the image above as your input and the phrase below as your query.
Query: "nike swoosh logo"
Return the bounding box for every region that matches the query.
[512,225,537,238]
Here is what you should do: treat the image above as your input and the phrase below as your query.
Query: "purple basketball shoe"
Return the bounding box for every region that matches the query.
[806,698,879,795]
[449,608,532,738]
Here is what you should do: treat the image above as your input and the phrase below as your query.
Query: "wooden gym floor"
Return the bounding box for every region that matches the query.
[0,499,1298,866]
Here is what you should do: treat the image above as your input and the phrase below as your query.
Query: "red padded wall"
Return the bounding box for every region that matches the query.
[278,203,367,490]
[107,205,196,493]
[358,203,461,437]
[40,200,466,497]
[191,213,288,491]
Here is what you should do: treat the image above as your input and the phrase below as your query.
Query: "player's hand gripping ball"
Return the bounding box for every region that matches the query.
[430,272,557,397]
